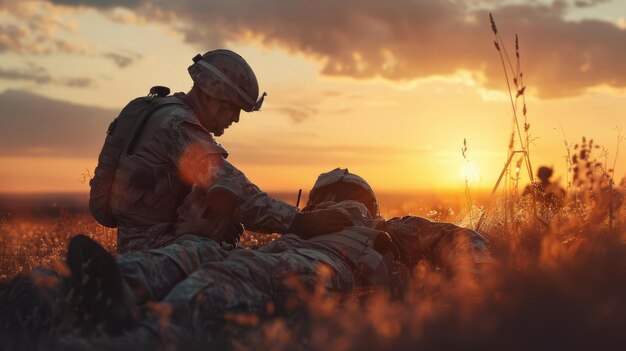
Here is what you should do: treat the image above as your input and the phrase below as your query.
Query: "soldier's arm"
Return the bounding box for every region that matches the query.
[189,157,351,235]
[385,216,494,273]
[203,158,299,233]
[164,117,296,233]
[168,116,349,235]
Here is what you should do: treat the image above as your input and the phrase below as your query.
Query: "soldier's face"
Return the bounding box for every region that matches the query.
[205,96,241,136]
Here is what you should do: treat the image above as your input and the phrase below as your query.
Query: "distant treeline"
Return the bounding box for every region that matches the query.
[0,190,488,220]
[0,193,89,218]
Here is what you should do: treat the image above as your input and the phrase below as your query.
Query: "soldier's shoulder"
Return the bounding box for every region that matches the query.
[385,215,432,227]
[155,100,202,129]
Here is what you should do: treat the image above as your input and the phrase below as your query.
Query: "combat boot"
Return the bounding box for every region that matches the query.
[66,234,136,335]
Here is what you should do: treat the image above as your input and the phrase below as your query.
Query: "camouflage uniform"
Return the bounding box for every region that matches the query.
[110,99,297,253]
[100,168,492,338]
[383,215,493,274]
[135,200,371,335]
[89,50,298,253]
[114,199,491,335]
[155,234,355,335]
[115,234,231,305]
[111,200,367,310]
[304,168,493,274]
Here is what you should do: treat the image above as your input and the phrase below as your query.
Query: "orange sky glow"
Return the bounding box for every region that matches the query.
[0,0,625,194]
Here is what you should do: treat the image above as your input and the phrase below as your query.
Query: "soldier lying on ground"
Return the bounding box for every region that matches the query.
[0,169,493,350]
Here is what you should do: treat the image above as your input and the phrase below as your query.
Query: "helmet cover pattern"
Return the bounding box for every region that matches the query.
[308,168,379,216]
[188,49,265,112]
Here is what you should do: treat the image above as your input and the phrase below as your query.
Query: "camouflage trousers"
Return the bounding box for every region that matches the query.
[116,234,230,305]
[121,234,355,334]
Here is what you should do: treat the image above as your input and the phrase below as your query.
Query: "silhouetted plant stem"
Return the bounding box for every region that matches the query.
[489,12,537,227]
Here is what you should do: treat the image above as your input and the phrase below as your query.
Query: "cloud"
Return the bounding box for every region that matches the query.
[268,89,363,123]
[39,0,626,98]
[272,105,318,123]
[573,0,610,8]
[51,0,143,8]
[103,6,148,25]
[0,23,31,54]
[0,64,51,84]
[0,64,94,87]
[320,90,367,100]
[62,77,93,87]
[0,2,88,55]
[0,24,82,55]
[0,90,113,157]
[102,51,141,68]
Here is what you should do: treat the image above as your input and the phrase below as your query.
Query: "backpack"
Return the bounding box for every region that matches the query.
[89,87,185,228]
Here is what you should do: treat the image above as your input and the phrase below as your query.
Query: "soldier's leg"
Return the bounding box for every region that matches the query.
[146,248,277,335]
[269,247,354,315]
[147,238,354,334]
[116,234,231,304]
[259,234,355,309]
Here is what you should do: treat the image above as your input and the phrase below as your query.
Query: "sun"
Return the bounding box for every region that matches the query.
[460,162,480,183]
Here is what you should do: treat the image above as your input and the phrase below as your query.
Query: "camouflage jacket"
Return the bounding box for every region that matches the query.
[112,96,297,252]
[306,200,492,271]
[382,216,493,272]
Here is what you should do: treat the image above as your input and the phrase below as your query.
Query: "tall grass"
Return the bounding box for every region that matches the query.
[1,179,624,350]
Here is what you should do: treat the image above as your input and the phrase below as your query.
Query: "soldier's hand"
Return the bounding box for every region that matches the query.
[288,208,352,238]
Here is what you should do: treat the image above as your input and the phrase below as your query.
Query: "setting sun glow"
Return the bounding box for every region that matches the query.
[461,162,481,184]
[0,1,624,193]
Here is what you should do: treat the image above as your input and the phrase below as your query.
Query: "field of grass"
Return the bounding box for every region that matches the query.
[1,186,625,350]
[0,191,474,279]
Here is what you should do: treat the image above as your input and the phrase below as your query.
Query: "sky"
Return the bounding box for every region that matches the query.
[0,0,625,194]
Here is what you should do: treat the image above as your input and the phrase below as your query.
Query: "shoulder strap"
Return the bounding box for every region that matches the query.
[125,96,185,154]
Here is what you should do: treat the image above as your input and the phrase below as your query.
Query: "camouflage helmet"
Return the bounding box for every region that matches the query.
[188,49,266,112]
[308,168,379,216]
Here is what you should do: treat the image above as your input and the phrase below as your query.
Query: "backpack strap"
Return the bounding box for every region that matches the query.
[124,96,185,155]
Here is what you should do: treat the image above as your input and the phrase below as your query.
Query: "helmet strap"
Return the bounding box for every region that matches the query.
[194,59,257,109]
